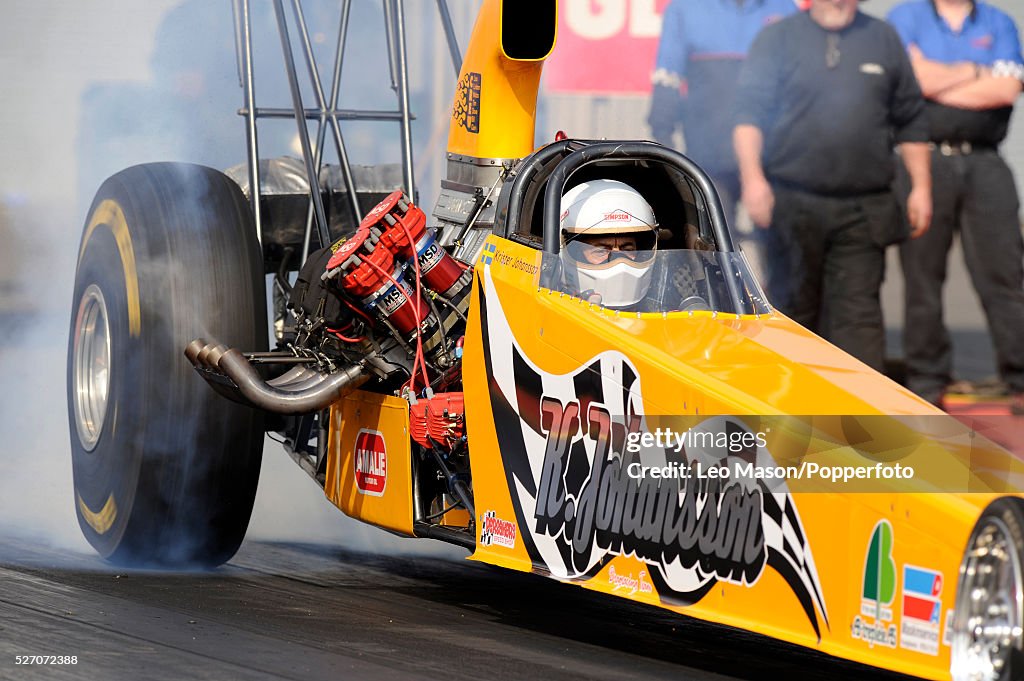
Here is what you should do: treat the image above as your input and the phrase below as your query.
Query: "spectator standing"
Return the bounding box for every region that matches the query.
[647,0,801,227]
[733,0,932,373]
[887,0,1024,412]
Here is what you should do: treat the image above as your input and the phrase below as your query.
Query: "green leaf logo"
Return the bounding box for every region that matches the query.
[862,520,896,608]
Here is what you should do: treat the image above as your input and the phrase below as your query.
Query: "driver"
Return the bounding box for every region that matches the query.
[559,179,659,309]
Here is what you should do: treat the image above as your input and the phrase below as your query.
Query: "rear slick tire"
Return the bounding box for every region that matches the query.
[68,162,267,568]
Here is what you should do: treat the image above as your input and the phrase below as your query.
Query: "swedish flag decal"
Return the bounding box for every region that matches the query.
[480,242,497,266]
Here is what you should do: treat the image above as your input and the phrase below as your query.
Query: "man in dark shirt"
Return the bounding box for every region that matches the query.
[733,0,932,373]
[647,0,800,228]
[887,0,1024,412]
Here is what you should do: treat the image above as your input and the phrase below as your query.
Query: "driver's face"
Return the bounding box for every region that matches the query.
[577,234,639,264]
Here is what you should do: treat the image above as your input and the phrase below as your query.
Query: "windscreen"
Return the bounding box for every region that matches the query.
[541,249,771,316]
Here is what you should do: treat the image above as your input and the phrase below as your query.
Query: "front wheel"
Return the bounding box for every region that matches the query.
[951,499,1024,681]
[68,162,267,567]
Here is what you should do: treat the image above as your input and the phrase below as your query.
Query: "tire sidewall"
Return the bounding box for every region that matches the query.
[68,163,266,567]
[68,223,143,557]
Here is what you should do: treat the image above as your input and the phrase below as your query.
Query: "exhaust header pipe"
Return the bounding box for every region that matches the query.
[185,338,369,415]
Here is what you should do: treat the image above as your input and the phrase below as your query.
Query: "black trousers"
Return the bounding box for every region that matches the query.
[896,148,1024,395]
[765,185,905,372]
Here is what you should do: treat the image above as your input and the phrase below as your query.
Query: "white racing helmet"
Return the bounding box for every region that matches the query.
[560,179,658,308]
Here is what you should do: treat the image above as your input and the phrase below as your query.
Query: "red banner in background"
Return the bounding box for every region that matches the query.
[544,0,671,95]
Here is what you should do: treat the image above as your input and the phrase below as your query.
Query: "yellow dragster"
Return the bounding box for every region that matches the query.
[68,2,1024,680]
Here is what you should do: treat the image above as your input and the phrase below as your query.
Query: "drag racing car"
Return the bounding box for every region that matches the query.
[68,1,1024,680]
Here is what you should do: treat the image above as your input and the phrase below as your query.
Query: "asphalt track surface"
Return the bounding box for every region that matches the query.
[0,533,922,681]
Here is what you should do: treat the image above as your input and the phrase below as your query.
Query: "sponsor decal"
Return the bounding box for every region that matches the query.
[479,510,516,548]
[972,34,994,50]
[852,520,897,648]
[943,609,953,647]
[602,211,631,222]
[477,269,829,638]
[608,565,653,596]
[353,429,387,496]
[417,239,444,273]
[376,280,415,317]
[479,244,540,275]
[330,236,348,254]
[860,63,885,75]
[900,565,943,655]
[453,72,482,134]
[364,195,394,222]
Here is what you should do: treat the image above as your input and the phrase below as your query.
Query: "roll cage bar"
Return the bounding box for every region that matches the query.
[498,139,746,313]
[229,0,461,484]
[539,142,734,254]
[231,0,462,256]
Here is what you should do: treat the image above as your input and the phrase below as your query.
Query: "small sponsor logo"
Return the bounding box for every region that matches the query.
[418,239,444,272]
[860,63,885,75]
[972,34,994,50]
[378,282,413,316]
[453,72,482,134]
[942,609,953,647]
[330,236,348,254]
[602,211,631,222]
[852,520,898,648]
[608,565,653,596]
[900,565,943,655]
[365,195,394,221]
[353,429,387,496]
[852,616,898,648]
[479,510,516,548]
[332,236,361,261]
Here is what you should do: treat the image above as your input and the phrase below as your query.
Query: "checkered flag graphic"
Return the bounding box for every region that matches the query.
[761,490,829,629]
[479,510,497,547]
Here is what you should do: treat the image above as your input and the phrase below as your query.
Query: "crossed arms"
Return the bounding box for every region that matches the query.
[908,44,1023,110]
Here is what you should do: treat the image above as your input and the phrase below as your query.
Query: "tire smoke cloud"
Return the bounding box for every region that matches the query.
[0,1,467,567]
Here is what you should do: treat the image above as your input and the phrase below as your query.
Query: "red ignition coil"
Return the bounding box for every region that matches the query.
[362,190,466,298]
[324,228,428,335]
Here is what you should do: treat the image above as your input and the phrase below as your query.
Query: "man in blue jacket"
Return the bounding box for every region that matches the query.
[887,0,1024,412]
[647,0,802,228]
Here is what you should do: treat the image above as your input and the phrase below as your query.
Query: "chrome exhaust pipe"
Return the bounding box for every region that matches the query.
[185,338,369,415]
[267,366,334,392]
[185,338,207,365]
[217,349,368,414]
[266,365,313,388]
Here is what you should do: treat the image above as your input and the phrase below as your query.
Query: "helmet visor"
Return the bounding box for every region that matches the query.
[562,225,658,268]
